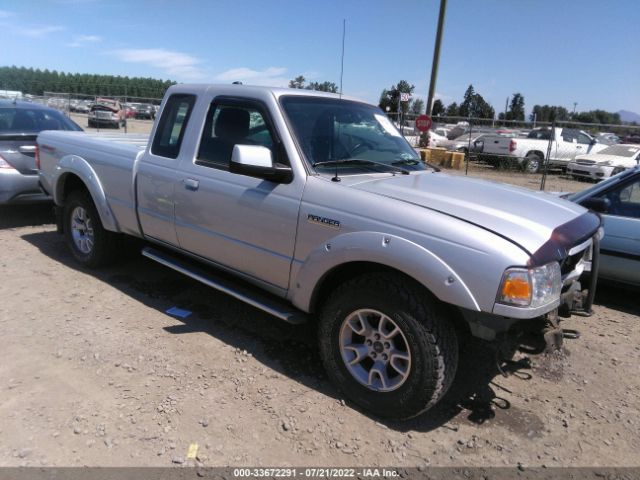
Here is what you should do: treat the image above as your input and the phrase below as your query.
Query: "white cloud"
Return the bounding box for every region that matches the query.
[67,34,102,47]
[215,67,289,87]
[15,24,65,37]
[111,48,207,80]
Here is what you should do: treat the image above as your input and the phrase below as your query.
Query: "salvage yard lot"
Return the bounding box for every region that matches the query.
[1,203,638,467]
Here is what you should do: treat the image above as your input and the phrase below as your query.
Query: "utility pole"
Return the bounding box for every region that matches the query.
[426,0,447,115]
[504,96,509,124]
[572,102,578,118]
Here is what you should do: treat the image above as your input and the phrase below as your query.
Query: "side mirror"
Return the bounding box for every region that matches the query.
[581,196,610,213]
[590,138,598,145]
[229,145,293,183]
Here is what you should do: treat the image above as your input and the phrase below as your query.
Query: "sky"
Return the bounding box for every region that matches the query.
[0,0,638,115]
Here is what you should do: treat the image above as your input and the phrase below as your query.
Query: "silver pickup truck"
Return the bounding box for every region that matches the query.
[37,84,602,419]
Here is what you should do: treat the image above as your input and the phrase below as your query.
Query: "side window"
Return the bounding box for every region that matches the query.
[561,129,577,143]
[577,132,592,145]
[196,102,275,169]
[599,178,640,218]
[151,94,196,159]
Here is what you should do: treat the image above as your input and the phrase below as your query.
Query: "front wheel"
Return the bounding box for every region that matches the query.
[318,273,458,419]
[63,191,118,268]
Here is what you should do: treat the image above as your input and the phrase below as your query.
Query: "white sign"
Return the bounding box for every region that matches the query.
[400,93,411,102]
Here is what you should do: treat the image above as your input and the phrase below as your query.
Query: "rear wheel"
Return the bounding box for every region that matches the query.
[318,273,458,419]
[64,191,118,268]
[525,153,543,174]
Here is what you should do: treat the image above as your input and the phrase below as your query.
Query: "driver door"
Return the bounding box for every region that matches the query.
[172,97,304,293]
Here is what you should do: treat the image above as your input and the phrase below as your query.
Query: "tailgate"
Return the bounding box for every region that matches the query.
[478,135,512,155]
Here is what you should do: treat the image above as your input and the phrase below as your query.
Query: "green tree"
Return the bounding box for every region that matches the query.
[306,81,338,93]
[378,80,415,114]
[506,93,525,121]
[410,98,425,115]
[431,99,445,116]
[529,105,570,123]
[445,102,459,116]
[288,75,306,89]
[457,84,495,119]
[573,110,621,125]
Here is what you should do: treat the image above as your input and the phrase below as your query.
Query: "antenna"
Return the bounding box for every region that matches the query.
[339,19,346,99]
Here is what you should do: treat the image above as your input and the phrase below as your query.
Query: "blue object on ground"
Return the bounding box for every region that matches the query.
[166,306,192,319]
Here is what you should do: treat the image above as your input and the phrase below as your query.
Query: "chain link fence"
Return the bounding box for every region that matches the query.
[28,91,163,134]
[391,111,640,193]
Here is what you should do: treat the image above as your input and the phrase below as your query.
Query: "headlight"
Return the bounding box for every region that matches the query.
[497,262,561,308]
[599,160,613,166]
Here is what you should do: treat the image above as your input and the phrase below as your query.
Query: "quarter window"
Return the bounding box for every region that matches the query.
[151,94,196,159]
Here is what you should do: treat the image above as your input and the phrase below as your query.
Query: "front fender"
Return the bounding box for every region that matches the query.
[54,155,120,232]
[289,231,480,313]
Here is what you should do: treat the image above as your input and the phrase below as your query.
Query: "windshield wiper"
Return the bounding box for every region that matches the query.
[392,158,441,172]
[312,158,410,175]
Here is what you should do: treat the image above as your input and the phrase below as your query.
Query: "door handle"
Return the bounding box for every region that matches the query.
[184,178,199,191]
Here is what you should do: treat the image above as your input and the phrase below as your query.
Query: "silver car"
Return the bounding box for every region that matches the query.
[569,166,640,287]
[0,100,82,204]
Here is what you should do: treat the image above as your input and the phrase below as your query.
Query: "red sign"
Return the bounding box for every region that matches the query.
[415,114,432,132]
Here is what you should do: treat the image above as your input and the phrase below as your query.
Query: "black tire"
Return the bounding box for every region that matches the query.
[524,153,543,174]
[63,191,118,268]
[318,272,458,419]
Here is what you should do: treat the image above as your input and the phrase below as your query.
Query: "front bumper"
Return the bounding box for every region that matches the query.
[462,228,601,345]
[567,163,615,180]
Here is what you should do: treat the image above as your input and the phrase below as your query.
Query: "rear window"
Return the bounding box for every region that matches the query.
[0,107,82,133]
[151,94,196,159]
[527,129,552,140]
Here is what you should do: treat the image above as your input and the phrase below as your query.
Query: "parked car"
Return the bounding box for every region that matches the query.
[38,84,600,419]
[438,132,492,152]
[124,105,137,118]
[595,132,621,145]
[621,135,640,145]
[0,100,82,204]
[566,144,640,181]
[478,127,608,173]
[427,129,447,147]
[134,103,155,120]
[567,166,640,287]
[432,127,450,138]
[87,98,126,128]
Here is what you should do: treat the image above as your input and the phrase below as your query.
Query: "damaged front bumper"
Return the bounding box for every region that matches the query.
[461,226,602,351]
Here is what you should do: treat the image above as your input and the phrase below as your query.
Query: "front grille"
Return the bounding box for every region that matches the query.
[576,160,596,165]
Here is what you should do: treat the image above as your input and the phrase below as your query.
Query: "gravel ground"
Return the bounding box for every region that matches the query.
[0,201,638,468]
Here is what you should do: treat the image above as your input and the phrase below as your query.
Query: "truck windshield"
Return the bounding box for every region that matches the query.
[280,95,425,175]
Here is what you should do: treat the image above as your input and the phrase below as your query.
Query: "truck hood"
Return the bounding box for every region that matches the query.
[348,172,591,256]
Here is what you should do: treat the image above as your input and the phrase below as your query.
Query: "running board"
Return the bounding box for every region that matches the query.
[141,247,307,325]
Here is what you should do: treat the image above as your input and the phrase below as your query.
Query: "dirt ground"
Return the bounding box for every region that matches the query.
[0,200,638,468]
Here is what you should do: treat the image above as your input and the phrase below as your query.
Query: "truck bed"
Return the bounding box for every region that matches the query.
[38,131,150,236]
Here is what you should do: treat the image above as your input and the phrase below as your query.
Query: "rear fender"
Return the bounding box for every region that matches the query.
[54,155,119,232]
[290,231,480,313]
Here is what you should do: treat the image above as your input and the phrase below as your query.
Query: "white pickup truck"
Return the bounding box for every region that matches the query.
[477,127,608,173]
[37,84,601,419]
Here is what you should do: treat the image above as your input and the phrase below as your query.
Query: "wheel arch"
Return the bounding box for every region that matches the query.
[525,150,545,159]
[289,231,481,316]
[308,260,470,336]
[54,156,120,232]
